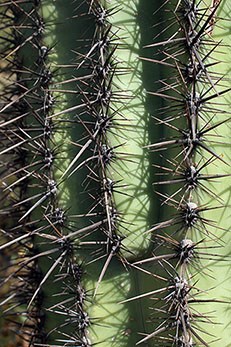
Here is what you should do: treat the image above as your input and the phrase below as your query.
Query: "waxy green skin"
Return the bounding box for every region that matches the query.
[40,0,160,345]
[0,0,230,346]
[40,1,144,345]
[80,1,231,346]
[106,0,151,257]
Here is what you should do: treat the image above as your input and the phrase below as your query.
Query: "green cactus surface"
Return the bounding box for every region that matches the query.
[0,1,230,347]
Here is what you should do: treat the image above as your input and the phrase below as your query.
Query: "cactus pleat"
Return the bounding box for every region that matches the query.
[132,1,231,345]
[0,1,230,347]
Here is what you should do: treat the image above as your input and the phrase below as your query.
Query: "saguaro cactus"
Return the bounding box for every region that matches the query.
[0,1,230,346]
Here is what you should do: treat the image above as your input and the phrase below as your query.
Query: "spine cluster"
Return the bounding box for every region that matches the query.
[1,0,125,345]
[0,0,229,346]
[0,1,48,345]
[133,1,230,345]
[62,0,125,292]
[0,1,89,345]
